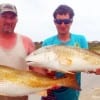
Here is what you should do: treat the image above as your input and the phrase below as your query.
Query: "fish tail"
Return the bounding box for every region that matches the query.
[36,74,80,96]
[55,74,80,90]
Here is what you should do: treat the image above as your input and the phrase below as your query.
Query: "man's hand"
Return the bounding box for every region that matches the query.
[95,69,100,75]
[88,69,100,75]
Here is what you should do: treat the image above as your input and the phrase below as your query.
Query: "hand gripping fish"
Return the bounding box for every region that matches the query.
[0,65,79,97]
[26,45,100,72]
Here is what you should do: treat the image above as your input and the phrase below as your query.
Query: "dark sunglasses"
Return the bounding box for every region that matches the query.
[54,19,72,24]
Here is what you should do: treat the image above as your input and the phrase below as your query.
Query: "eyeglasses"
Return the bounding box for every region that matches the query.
[54,19,72,24]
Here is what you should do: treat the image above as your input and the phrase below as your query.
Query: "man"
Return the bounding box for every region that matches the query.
[40,4,100,100]
[41,4,88,100]
[0,3,35,100]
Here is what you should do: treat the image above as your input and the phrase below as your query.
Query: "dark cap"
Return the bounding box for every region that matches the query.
[0,3,17,15]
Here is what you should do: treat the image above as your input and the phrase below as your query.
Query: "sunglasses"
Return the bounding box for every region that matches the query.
[54,19,72,24]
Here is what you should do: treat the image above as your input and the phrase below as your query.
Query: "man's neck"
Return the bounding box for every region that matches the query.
[58,33,70,42]
[0,32,16,39]
[0,32,17,49]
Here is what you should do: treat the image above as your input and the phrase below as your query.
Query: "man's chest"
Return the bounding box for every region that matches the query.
[0,37,17,49]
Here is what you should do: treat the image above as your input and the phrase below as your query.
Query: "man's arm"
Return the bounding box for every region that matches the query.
[88,69,100,75]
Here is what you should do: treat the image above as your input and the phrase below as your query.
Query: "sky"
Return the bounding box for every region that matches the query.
[0,0,100,42]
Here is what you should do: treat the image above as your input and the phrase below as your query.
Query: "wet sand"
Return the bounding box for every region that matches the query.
[79,73,100,100]
[28,72,100,100]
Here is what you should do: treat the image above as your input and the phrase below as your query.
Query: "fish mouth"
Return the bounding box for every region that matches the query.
[26,61,33,63]
[26,61,33,65]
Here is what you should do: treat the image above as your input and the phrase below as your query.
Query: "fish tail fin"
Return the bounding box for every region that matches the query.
[36,74,80,96]
[56,73,80,90]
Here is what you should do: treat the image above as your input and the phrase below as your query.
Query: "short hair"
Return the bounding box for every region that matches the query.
[53,4,74,19]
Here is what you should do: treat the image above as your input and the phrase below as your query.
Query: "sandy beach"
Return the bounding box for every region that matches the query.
[79,73,100,100]
[28,72,100,100]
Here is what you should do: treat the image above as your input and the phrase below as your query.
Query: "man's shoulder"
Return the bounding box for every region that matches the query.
[71,33,88,48]
[71,33,86,38]
[19,34,33,43]
[18,34,34,54]
[18,34,34,46]
[42,35,57,46]
[71,33,87,42]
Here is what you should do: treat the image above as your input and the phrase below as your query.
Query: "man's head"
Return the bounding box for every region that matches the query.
[53,4,74,19]
[0,3,17,16]
[53,5,74,36]
[0,3,18,34]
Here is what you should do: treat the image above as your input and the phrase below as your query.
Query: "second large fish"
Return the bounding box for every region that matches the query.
[0,65,79,96]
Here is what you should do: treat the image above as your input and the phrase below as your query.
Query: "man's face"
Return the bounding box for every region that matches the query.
[54,14,72,35]
[0,12,17,34]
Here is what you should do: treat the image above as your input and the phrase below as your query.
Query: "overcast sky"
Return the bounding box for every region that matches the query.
[0,0,100,42]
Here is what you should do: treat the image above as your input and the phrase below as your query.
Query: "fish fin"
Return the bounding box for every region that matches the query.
[57,73,81,90]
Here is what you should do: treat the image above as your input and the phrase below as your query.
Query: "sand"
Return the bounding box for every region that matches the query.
[79,73,100,100]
